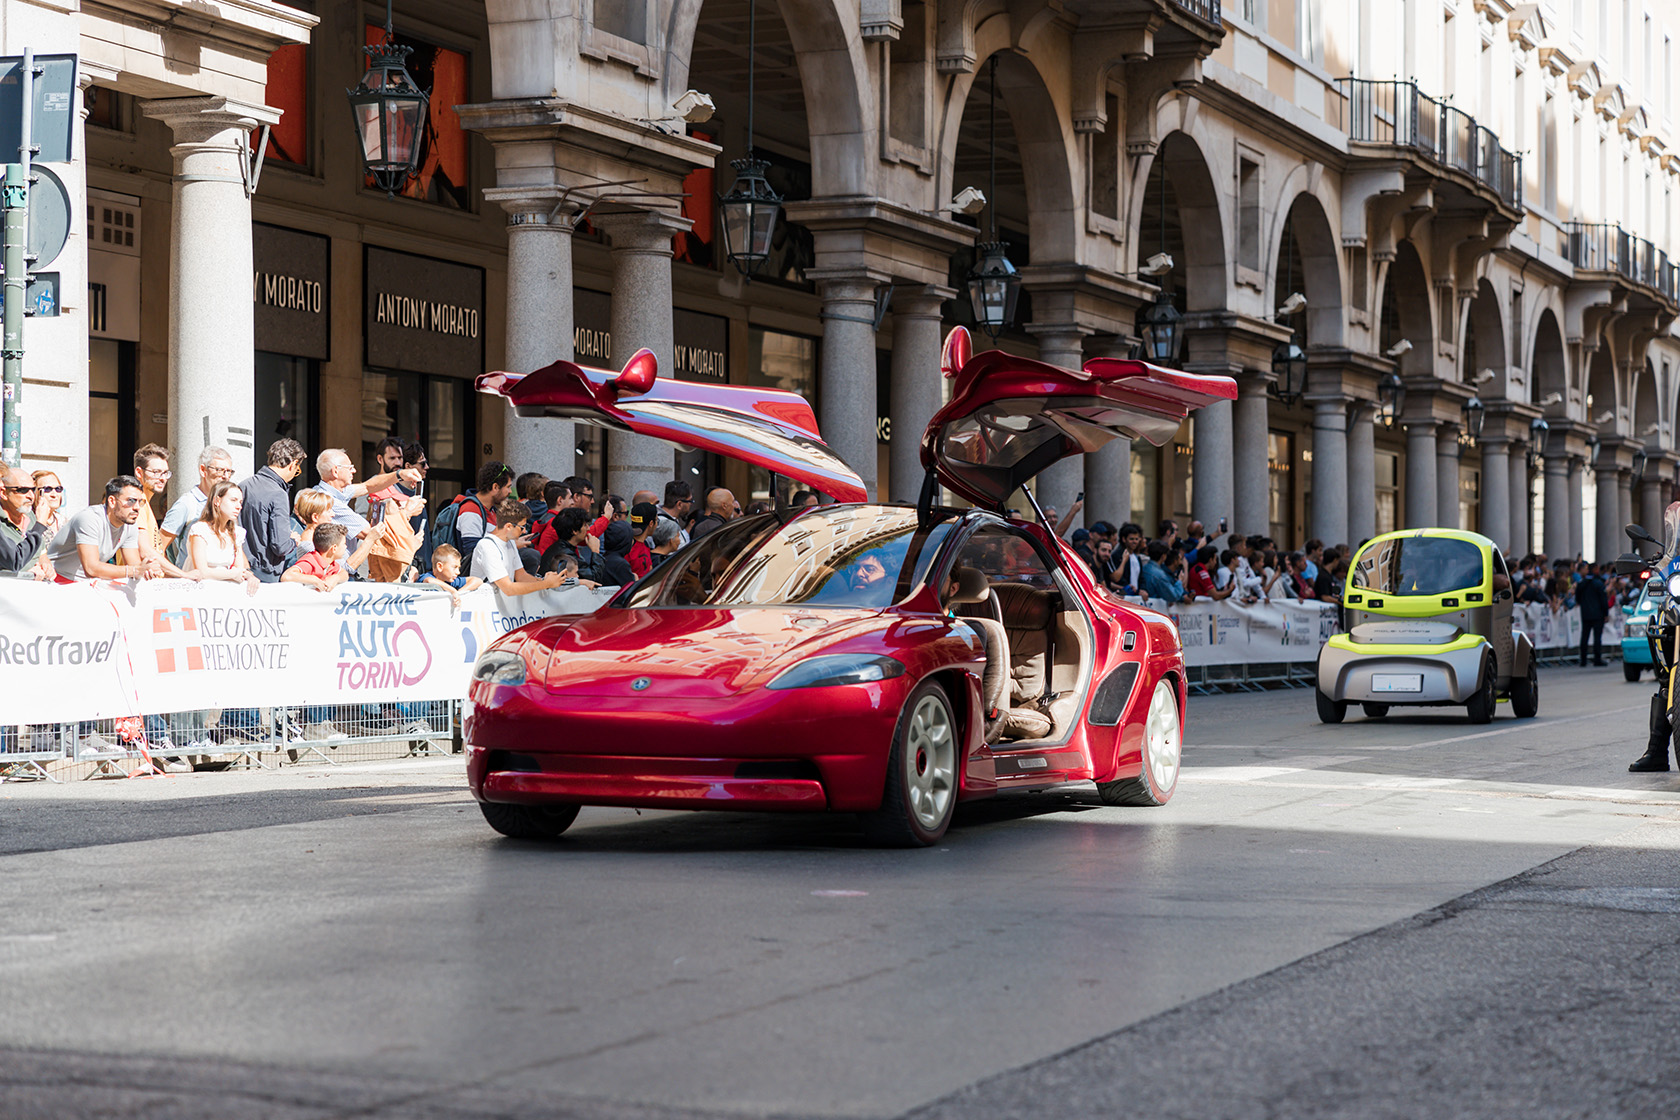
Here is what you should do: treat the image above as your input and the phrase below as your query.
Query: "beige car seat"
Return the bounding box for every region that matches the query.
[950,569,1054,742]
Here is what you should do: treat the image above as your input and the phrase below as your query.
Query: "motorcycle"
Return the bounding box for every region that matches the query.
[1613,507,1680,771]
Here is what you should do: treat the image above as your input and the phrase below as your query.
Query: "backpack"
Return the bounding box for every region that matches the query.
[532,507,560,544]
[430,493,489,558]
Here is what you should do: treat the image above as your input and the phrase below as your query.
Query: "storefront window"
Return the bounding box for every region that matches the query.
[362,25,471,210]
[1376,450,1399,535]
[362,372,474,505]
[263,43,309,167]
[1459,465,1481,533]
[1268,430,1293,546]
[255,352,317,484]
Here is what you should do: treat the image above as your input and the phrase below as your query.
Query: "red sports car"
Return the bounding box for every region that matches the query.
[465,327,1236,845]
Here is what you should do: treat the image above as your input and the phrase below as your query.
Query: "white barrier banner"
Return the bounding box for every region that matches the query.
[1155,598,1339,666]
[0,579,616,725]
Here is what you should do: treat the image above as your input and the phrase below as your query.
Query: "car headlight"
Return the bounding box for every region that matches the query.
[471,650,527,686]
[766,654,906,690]
[1667,573,1680,600]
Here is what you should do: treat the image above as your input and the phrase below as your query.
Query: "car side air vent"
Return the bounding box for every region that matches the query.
[735,760,822,781]
[1088,663,1141,727]
[1441,597,1459,607]
[1368,598,1384,608]
[1347,594,1363,604]
[1466,592,1484,602]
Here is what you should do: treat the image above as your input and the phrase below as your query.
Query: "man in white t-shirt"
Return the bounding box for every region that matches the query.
[49,475,197,582]
[160,445,234,567]
[471,498,566,597]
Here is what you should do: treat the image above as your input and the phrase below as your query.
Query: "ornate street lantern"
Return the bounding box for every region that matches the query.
[1462,394,1486,441]
[1633,447,1648,481]
[1527,416,1548,470]
[1377,371,1405,428]
[720,0,783,275]
[1271,338,1308,406]
[967,241,1021,336]
[346,2,429,198]
[1587,432,1601,468]
[1138,289,1183,366]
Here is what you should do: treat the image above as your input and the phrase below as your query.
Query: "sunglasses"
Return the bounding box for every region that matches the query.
[115,497,144,508]
[36,485,63,493]
[2,485,37,494]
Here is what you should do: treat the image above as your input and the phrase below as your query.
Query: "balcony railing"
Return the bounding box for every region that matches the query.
[1168,0,1222,24]
[1565,222,1680,303]
[1337,78,1523,211]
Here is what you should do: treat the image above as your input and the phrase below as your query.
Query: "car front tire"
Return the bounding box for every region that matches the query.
[1097,678,1182,807]
[1624,662,1643,682]
[862,680,958,847]
[480,800,581,840]
[1465,655,1497,724]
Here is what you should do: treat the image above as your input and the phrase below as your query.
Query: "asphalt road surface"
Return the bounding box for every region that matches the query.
[3,663,1678,1119]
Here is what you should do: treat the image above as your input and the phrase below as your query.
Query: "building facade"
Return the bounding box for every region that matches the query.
[10,0,1680,559]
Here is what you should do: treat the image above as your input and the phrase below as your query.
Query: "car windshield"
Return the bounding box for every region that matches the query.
[616,505,954,609]
[1350,536,1486,596]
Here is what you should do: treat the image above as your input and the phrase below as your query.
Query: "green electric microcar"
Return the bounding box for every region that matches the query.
[1315,528,1538,724]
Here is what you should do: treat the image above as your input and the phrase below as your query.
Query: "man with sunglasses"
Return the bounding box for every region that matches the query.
[47,476,196,582]
[0,467,50,577]
[159,445,234,567]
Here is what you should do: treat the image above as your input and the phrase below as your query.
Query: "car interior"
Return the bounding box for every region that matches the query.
[943,524,1094,747]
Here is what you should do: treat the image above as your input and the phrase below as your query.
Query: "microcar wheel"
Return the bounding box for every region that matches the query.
[1097,678,1181,807]
[1316,689,1347,724]
[1465,655,1497,724]
[862,680,957,847]
[1510,659,1540,719]
[1362,703,1389,718]
[480,801,581,840]
[1624,662,1643,682]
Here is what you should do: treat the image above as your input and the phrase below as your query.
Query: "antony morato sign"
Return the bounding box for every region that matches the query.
[366,246,485,376]
[254,223,329,360]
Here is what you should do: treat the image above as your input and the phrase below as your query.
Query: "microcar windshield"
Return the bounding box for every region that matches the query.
[1350,536,1487,597]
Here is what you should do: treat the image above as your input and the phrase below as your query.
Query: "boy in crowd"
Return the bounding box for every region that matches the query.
[422,543,483,610]
[284,523,350,592]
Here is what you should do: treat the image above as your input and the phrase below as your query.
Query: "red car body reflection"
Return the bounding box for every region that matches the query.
[464,328,1236,845]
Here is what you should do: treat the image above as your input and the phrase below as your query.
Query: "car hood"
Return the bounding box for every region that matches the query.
[534,606,898,697]
[477,349,866,502]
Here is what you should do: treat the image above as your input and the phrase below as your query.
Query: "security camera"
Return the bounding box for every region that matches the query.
[1139,252,1174,277]
[1276,292,1307,317]
[952,186,987,216]
[1383,339,1413,358]
[673,89,715,124]
[1474,368,1498,384]
[1539,392,1563,406]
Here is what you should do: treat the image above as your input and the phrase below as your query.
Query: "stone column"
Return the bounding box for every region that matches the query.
[1186,377,1233,535]
[813,275,882,499]
[1309,397,1349,548]
[1617,470,1634,552]
[1479,439,1510,552]
[1232,373,1272,536]
[1542,454,1570,559]
[1508,449,1530,556]
[491,194,576,474]
[593,209,689,502]
[143,97,281,479]
[1641,476,1665,535]
[1567,458,1585,559]
[1405,420,1439,528]
[887,287,950,502]
[1435,425,1461,530]
[1346,405,1377,546]
[1595,466,1621,563]
[1028,325,1091,518]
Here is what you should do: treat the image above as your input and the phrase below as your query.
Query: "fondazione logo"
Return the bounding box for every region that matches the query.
[335,591,432,689]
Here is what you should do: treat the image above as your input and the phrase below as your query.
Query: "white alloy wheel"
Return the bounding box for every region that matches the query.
[905,692,956,831]
[1143,678,1182,794]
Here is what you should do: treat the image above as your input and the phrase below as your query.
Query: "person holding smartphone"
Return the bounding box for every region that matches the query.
[472,499,568,597]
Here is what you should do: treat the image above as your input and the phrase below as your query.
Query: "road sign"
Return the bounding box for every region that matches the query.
[25,164,68,269]
[0,54,76,164]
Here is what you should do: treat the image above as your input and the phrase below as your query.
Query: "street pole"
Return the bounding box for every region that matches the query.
[1,47,32,468]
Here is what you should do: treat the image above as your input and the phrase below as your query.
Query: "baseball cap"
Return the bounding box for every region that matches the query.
[1089,520,1116,535]
[629,501,658,532]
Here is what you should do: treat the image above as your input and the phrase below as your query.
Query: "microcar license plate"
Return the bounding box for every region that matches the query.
[1371,674,1423,693]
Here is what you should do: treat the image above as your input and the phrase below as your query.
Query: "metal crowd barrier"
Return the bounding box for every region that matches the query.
[0,700,462,782]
